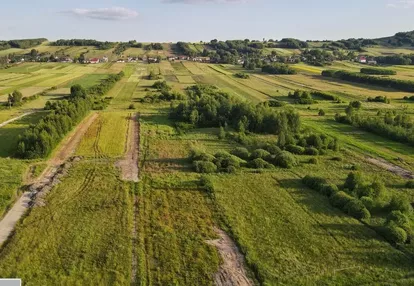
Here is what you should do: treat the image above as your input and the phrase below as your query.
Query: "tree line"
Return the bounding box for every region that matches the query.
[170,84,301,135]
[361,67,396,75]
[335,104,414,146]
[303,172,413,244]
[50,39,116,50]
[0,38,47,51]
[322,69,414,92]
[16,71,124,159]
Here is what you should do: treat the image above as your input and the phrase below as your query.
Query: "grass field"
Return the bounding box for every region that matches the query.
[76,112,129,158]
[1,57,414,285]
[0,161,133,285]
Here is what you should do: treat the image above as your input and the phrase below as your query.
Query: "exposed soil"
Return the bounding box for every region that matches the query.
[206,228,254,286]
[366,157,414,179]
[116,113,139,182]
[0,111,35,128]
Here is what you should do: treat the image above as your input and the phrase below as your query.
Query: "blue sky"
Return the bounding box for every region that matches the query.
[1,0,413,42]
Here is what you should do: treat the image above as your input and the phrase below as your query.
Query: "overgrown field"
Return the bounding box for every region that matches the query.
[0,161,133,285]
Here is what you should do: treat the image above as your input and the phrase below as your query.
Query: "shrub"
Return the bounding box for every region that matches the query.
[331,156,343,161]
[193,161,217,173]
[384,225,408,244]
[321,184,339,197]
[226,166,238,174]
[286,144,305,155]
[214,152,243,169]
[249,158,269,169]
[302,176,327,190]
[405,180,414,189]
[234,72,250,79]
[231,147,250,160]
[388,195,412,213]
[318,109,326,116]
[250,149,271,160]
[200,176,214,194]
[344,172,364,192]
[330,191,353,209]
[360,196,375,211]
[308,158,318,164]
[128,103,136,110]
[386,210,410,226]
[304,147,319,156]
[264,145,282,155]
[345,199,371,220]
[274,151,297,169]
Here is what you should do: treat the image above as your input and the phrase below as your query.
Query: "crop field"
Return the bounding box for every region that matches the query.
[76,112,129,158]
[1,55,414,285]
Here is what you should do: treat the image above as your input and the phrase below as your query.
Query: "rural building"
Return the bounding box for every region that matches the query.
[367,60,377,65]
[358,56,367,64]
[148,57,158,63]
[101,56,109,63]
[89,58,100,64]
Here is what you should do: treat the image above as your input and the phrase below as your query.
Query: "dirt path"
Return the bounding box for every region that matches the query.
[366,157,414,179]
[116,113,139,182]
[0,111,35,128]
[0,113,98,246]
[206,228,254,286]
[0,193,31,245]
[29,112,99,185]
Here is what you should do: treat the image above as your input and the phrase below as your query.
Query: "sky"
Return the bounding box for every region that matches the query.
[1,0,414,42]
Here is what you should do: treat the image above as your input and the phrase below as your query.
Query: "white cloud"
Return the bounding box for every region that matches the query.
[62,7,138,21]
[387,0,414,8]
[163,0,250,4]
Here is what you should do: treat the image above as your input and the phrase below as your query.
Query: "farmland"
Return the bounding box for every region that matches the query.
[1,39,414,285]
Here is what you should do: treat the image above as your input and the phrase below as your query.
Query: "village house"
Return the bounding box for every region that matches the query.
[101,56,109,63]
[358,56,367,64]
[89,58,100,64]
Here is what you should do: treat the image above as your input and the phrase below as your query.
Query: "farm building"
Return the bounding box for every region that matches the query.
[358,56,367,64]
[89,58,100,64]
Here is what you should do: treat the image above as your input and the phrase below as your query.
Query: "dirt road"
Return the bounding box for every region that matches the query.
[116,113,139,182]
[0,111,35,128]
[0,113,98,246]
[366,157,414,180]
[206,228,254,286]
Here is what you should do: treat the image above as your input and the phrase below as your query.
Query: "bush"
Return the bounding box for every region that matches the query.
[200,176,214,194]
[128,103,136,110]
[302,176,326,190]
[367,96,390,104]
[321,184,339,197]
[388,195,412,213]
[318,109,326,116]
[331,156,343,161]
[308,158,318,164]
[274,151,297,169]
[264,145,282,155]
[360,196,375,211]
[193,161,218,173]
[250,149,271,160]
[231,147,250,160]
[286,144,305,155]
[249,158,269,169]
[384,225,408,244]
[405,180,414,189]
[330,191,353,209]
[214,152,243,169]
[226,166,238,174]
[386,210,410,226]
[304,147,319,156]
[234,72,250,79]
[344,172,364,192]
[345,199,371,220]
[262,63,296,75]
